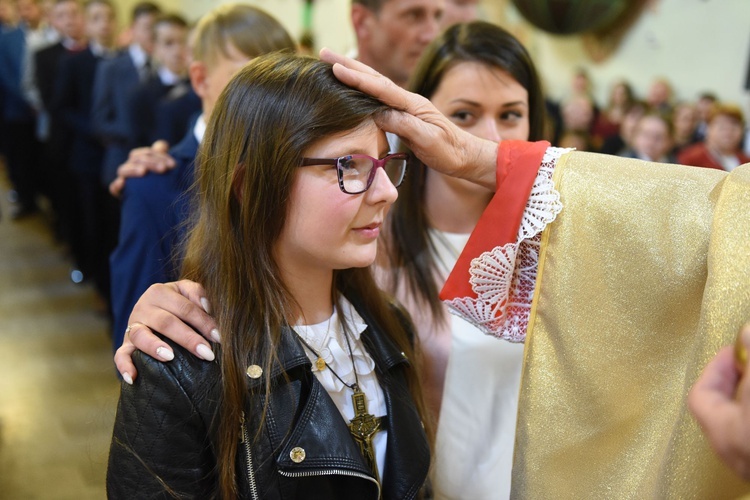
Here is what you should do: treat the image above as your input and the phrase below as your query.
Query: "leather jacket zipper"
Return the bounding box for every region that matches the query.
[278,468,381,499]
[240,412,260,500]
[241,413,381,499]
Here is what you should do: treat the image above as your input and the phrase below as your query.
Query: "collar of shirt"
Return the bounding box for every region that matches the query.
[88,41,112,58]
[157,66,182,86]
[194,114,206,144]
[128,43,148,69]
[61,37,85,51]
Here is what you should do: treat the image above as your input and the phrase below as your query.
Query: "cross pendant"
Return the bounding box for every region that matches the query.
[348,387,383,481]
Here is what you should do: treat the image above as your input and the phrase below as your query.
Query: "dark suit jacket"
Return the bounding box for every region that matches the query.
[35,41,75,111]
[52,47,106,176]
[110,128,199,350]
[35,41,79,162]
[152,86,201,146]
[91,50,140,184]
[127,75,174,148]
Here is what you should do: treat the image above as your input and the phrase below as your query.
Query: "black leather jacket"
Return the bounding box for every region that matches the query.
[107,303,431,499]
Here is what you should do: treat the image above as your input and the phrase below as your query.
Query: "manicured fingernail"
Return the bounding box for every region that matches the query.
[156,346,174,361]
[196,343,215,361]
[210,328,221,343]
[122,373,133,385]
[200,297,211,314]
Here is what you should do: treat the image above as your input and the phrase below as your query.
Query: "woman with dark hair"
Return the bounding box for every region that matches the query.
[107,53,431,499]
[382,21,546,497]
[113,21,546,498]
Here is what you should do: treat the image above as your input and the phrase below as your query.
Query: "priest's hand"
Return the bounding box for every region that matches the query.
[319,48,498,191]
[689,323,750,480]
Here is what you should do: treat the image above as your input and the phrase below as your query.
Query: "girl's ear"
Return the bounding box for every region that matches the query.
[231,164,245,201]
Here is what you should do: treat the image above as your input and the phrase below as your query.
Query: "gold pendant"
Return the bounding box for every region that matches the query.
[315,357,326,371]
[348,388,382,482]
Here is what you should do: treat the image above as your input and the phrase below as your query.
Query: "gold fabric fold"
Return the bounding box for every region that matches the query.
[514,152,750,499]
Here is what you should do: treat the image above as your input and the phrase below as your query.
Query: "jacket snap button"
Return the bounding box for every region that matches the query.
[246,365,263,379]
[290,447,306,463]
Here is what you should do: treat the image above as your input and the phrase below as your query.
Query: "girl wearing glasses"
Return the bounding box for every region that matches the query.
[115,22,544,498]
[107,53,431,498]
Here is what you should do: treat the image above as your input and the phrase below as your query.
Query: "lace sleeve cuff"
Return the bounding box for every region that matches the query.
[442,146,569,342]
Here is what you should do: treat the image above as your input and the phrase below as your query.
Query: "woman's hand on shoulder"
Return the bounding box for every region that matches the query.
[115,280,220,384]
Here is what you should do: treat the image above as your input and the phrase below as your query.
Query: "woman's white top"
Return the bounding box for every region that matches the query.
[431,229,524,500]
[292,298,388,478]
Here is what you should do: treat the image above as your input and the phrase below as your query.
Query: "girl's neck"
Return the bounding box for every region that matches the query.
[424,168,493,234]
[283,267,335,325]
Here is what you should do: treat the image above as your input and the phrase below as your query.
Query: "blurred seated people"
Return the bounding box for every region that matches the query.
[678,104,750,171]
[694,91,718,142]
[560,94,595,151]
[591,79,634,151]
[620,110,675,163]
[127,13,189,148]
[558,130,590,151]
[600,100,646,156]
[646,77,673,115]
[670,101,698,157]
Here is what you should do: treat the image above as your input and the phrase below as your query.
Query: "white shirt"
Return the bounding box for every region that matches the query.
[430,229,523,500]
[292,298,388,478]
[157,66,182,86]
[719,153,741,172]
[128,43,149,71]
[193,114,206,144]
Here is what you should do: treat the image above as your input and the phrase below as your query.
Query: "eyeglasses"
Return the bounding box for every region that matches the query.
[300,153,409,195]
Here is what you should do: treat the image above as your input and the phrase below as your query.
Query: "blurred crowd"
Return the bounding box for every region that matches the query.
[547,69,750,168]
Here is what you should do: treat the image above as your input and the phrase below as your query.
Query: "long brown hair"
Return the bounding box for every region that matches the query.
[181,53,430,498]
[386,21,547,323]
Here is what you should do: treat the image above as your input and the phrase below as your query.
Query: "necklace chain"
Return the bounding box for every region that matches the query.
[294,312,360,391]
[293,306,382,482]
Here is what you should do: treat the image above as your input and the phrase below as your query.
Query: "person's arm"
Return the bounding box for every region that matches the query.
[689,323,750,480]
[319,48,498,191]
[110,178,192,357]
[108,140,176,197]
[114,280,218,383]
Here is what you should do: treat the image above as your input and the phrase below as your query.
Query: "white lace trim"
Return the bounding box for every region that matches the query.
[444,147,570,342]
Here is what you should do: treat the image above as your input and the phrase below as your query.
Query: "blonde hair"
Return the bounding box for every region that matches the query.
[191,3,296,69]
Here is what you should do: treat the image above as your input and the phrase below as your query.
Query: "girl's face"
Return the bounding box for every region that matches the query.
[273,120,397,278]
[430,60,530,143]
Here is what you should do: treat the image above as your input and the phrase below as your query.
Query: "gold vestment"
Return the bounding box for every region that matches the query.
[515,152,750,498]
